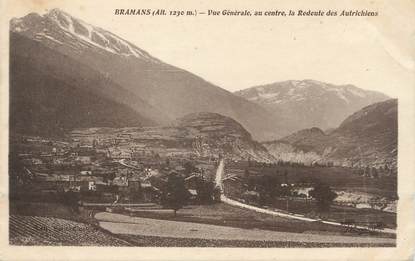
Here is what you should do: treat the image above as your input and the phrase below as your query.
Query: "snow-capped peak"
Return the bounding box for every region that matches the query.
[11,9,158,62]
[236,79,388,106]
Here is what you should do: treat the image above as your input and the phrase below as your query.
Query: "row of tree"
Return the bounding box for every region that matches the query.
[160,173,221,216]
[245,158,396,177]
[241,172,337,213]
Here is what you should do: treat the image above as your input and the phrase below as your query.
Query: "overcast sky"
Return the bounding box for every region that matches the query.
[7,0,415,98]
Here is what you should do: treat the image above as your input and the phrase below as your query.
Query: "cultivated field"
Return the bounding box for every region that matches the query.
[95,212,395,247]
[224,163,397,229]
[118,203,394,237]
[9,215,130,246]
[118,234,394,248]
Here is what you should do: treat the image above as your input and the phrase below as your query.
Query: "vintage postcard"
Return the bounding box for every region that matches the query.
[0,0,414,260]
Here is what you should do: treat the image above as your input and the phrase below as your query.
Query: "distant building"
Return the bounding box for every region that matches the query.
[223,178,244,199]
[75,156,92,165]
[88,181,96,191]
[80,170,92,175]
[187,189,198,202]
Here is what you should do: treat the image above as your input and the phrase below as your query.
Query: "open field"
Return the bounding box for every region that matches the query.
[123,203,394,237]
[255,198,396,229]
[224,163,397,229]
[95,212,395,247]
[118,234,394,248]
[7,201,395,247]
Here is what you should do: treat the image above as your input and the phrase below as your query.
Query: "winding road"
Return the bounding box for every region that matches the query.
[96,212,395,245]
[215,159,396,234]
[94,158,395,245]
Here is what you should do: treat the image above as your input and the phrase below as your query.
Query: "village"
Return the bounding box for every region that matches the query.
[8,131,398,248]
[10,132,396,225]
[10,134,223,206]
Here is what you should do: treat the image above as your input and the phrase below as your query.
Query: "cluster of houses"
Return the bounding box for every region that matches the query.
[21,163,160,204]
[12,135,219,205]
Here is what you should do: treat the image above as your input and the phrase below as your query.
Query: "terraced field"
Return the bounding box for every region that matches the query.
[9,215,130,246]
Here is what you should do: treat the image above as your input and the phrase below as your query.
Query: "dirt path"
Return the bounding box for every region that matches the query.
[215,159,396,234]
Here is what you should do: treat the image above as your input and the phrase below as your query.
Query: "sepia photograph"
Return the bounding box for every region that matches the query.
[1,0,414,260]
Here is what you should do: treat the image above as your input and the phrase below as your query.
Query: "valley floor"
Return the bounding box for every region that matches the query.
[220,195,396,234]
[95,212,395,247]
[9,201,395,247]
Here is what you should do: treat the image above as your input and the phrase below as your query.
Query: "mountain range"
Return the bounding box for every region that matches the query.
[9,9,397,168]
[10,9,283,140]
[263,99,397,170]
[235,80,389,132]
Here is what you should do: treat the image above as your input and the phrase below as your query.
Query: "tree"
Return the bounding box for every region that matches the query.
[183,161,196,175]
[309,182,337,215]
[161,173,189,216]
[257,175,281,206]
[60,191,80,213]
[9,155,33,189]
[104,172,116,184]
[195,178,215,204]
[213,187,222,202]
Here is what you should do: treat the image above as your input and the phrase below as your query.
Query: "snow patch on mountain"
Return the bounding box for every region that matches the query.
[258,92,280,99]
[328,88,349,103]
[347,87,367,98]
[35,32,63,44]
[235,80,389,134]
[46,9,118,54]
[11,9,160,62]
